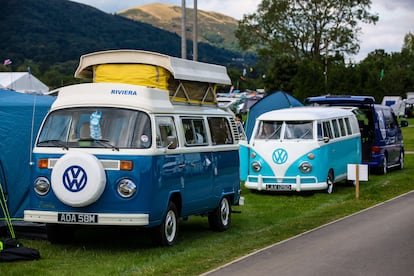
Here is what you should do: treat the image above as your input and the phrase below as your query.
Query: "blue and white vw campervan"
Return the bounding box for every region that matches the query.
[24,50,242,246]
[240,107,361,193]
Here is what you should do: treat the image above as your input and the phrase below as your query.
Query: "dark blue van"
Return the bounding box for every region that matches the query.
[305,95,408,174]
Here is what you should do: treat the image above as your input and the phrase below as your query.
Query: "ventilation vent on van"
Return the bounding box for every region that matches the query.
[230,118,240,142]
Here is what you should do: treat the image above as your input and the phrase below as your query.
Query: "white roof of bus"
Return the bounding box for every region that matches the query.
[50,82,230,116]
[258,106,354,121]
[74,49,231,85]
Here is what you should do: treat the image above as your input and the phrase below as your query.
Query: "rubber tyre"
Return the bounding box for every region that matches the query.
[208,197,231,232]
[51,151,106,207]
[398,151,404,170]
[152,201,178,246]
[379,156,388,175]
[326,170,334,194]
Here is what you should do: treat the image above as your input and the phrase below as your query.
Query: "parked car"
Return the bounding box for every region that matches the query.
[305,95,408,174]
[239,106,361,194]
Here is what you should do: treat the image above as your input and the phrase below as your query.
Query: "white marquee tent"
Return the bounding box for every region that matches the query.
[0,72,49,94]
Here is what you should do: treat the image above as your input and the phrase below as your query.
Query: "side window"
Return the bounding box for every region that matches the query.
[182,117,207,146]
[383,109,397,129]
[317,123,323,139]
[332,119,340,138]
[323,121,333,139]
[344,117,352,135]
[338,118,347,136]
[376,110,386,139]
[208,117,234,145]
[155,116,177,148]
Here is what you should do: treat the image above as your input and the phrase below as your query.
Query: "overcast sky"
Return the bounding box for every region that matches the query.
[70,0,414,62]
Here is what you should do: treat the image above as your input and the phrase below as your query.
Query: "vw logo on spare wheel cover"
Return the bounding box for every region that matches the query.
[272,148,288,164]
[62,165,88,192]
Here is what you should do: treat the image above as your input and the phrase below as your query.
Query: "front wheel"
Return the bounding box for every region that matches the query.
[152,201,178,246]
[208,197,231,231]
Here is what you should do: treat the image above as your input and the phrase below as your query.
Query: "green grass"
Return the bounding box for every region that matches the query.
[1,123,414,275]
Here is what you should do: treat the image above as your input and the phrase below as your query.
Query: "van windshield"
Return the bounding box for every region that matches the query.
[255,120,314,140]
[37,107,151,149]
[255,121,282,139]
[284,121,313,139]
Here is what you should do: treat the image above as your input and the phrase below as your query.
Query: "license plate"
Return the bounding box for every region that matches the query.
[58,213,98,224]
[266,184,291,191]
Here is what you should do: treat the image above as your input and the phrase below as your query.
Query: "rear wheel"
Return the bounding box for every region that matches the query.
[398,151,404,170]
[379,156,388,175]
[208,197,231,231]
[326,170,334,194]
[152,201,178,246]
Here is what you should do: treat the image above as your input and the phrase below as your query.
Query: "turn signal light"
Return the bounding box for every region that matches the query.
[38,159,49,169]
[120,160,133,171]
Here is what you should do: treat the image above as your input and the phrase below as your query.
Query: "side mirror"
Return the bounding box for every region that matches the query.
[323,136,330,143]
[166,136,178,149]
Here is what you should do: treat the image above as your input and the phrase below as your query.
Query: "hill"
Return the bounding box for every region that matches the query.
[0,0,246,69]
[117,3,240,52]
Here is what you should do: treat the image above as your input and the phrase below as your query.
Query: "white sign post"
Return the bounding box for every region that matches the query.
[347,164,368,199]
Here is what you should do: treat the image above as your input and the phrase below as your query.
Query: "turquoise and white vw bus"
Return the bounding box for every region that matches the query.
[24,50,242,246]
[240,107,361,193]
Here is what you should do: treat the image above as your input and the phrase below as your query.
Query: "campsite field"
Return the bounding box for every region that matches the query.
[2,119,414,275]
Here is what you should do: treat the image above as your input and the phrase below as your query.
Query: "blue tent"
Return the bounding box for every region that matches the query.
[0,89,55,222]
[244,91,303,140]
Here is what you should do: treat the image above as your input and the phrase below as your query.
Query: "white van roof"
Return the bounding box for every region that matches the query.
[258,106,354,121]
[50,82,231,116]
[74,49,231,85]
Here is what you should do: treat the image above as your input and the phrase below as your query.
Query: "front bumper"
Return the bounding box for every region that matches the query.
[24,210,149,226]
[245,174,326,192]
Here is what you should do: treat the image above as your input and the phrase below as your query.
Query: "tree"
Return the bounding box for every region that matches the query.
[402,32,414,54]
[236,0,378,63]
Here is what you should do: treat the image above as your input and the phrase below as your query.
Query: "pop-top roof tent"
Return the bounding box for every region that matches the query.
[74,49,231,105]
[0,89,55,223]
[0,72,49,94]
[245,91,303,140]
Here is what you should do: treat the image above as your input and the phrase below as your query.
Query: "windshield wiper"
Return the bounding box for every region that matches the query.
[78,138,119,151]
[37,140,68,150]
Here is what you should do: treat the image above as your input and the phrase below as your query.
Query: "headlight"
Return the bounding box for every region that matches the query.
[299,162,312,173]
[117,178,137,198]
[34,177,50,195]
[251,161,262,172]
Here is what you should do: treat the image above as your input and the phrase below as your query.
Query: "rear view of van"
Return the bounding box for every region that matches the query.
[306,95,408,174]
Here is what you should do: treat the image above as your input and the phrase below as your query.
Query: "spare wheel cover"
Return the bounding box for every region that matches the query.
[51,151,106,207]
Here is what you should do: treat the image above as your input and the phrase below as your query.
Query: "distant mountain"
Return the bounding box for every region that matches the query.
[0,0,248,69]
[117,3,240,52]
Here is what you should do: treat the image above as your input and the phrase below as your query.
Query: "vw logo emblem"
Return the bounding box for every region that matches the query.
[62,165,87,192]
[272,148,288,164]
